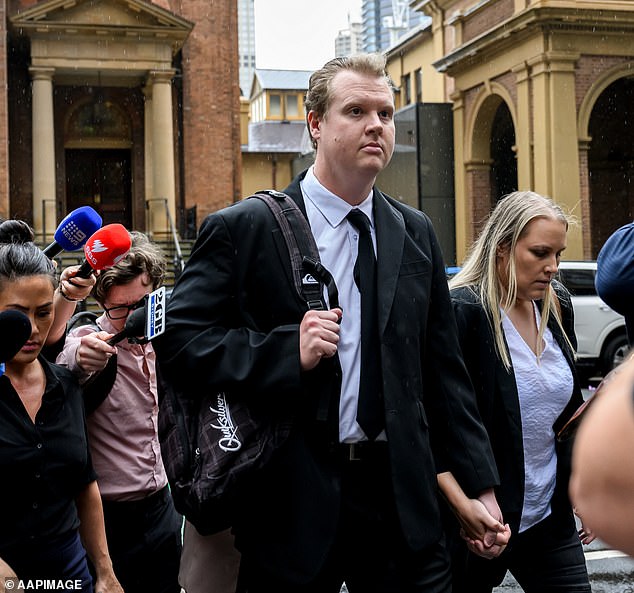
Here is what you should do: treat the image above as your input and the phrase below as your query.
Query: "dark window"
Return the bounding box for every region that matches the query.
[558,269,597,297]
[402,74,411,105]
[415,68,422,103]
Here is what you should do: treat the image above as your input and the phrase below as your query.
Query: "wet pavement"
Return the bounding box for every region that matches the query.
[494,539,634,592]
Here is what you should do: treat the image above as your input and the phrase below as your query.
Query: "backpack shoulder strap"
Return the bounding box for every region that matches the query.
[251,190,331,311]
[250,190,341,423]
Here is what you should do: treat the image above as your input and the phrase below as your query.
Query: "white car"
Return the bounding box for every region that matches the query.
[557,261,629,379]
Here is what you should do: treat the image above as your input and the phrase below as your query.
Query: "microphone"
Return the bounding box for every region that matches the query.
[107,286,166,346]
[107,308,147,346]
[0,310,31,376]
[75,224,132,279]
[42,206,103,258]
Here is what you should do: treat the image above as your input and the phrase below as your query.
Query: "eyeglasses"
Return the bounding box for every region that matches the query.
[103,298,145,320]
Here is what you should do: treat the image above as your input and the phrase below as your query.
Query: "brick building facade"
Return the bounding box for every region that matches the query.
[2,0,241,240]
[401,0,634,262]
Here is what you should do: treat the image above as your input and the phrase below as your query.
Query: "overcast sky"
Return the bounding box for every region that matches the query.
[254,0,362,71]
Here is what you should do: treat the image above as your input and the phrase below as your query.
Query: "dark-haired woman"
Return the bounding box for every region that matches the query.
[0,218,96,359]
[0,222,122,592]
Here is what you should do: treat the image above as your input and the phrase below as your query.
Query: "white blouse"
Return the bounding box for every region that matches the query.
[502,303,573,532]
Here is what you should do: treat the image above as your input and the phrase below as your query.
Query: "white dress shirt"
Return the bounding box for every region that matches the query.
[301,166,384,442]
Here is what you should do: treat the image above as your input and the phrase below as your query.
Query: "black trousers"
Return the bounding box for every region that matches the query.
[238,446,451,593]
[100,487,183,593]
[451,511,591,593]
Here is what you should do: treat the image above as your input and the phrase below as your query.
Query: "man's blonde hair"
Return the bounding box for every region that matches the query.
[304,53,394,149]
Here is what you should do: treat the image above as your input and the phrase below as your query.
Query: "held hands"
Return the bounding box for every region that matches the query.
[459,488,511,559]
[76,331,117,373]
[438,474,511,560]
[299,308,342,371]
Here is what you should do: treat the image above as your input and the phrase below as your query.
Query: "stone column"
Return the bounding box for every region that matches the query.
[143,84,155,234]
[512,62,533,190]
[147,70,176,237]
[30,67,56,241]
[450,90,469,263]
[529,52,582,258]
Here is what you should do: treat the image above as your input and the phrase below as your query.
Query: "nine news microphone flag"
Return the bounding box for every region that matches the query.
[0,310,31,377]
[42,206,102,258]
[75,223,132,279]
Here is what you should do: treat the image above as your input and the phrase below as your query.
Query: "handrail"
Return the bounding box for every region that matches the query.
[41,199,56,243]
[146,198,185,276]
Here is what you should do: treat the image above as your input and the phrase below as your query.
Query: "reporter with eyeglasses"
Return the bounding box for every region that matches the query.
[56,231,182,593]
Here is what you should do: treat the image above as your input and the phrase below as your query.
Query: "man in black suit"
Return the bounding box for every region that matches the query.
[157,53,503,592]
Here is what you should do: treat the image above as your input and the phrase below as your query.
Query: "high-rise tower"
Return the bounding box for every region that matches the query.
[238,0,256,97]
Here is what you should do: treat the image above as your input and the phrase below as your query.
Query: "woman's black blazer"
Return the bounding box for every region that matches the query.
[450,281,584,533]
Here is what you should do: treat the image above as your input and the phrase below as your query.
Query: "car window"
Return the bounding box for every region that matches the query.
[558,269,597,297]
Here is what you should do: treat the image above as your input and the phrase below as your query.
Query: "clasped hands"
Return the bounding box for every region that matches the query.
[456,488,511,559]
[438,473,511,560]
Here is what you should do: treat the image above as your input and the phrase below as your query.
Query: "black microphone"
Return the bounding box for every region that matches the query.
[107,308,147,346]
[42,206,103,258]
[0,310,31,376]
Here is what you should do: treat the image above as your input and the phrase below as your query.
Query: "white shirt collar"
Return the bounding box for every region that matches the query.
[302,166,375,230]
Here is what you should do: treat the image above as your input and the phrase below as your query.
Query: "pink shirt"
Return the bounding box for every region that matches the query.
[56,314,167,501]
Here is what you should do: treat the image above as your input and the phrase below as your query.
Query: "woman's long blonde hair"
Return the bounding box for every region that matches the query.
[449,191,574,370]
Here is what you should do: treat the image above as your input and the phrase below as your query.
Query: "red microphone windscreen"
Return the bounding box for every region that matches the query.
[83,224,132,272]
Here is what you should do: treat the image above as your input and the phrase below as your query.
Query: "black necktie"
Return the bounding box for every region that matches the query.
[347,209,383,440]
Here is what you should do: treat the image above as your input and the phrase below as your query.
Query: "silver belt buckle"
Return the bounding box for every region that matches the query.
[348,443,362,461]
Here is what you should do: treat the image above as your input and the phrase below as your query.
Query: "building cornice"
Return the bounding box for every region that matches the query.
[11,0,194,52]
[433,3,634,75]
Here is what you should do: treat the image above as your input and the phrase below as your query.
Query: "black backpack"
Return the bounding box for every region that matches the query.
[157,190,339,534]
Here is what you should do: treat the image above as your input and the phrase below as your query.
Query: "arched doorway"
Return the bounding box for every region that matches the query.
[490,102,517,201]
[64,94,134,229]
[588,77,634,256]
[468,92,518,237]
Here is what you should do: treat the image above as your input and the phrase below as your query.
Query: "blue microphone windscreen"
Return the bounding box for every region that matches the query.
[53,206,102,251]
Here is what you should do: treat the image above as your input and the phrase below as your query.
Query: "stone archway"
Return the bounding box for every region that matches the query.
[490,102,517,201]
[587,77,634,257]
[466,88,517,236]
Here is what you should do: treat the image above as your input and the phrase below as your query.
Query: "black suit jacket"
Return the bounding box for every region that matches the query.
[156,172,498,582]
[450,282,584,536]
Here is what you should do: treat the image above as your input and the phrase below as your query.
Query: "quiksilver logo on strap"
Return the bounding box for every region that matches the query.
[209,392,242,452]
[302,273,318,285]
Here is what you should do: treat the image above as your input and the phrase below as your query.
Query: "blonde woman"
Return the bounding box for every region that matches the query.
[445,192,593,592]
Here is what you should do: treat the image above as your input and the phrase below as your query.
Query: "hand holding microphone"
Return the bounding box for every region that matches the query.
[42,206,103,258]
[77,309,152,374]
[75,224,132,279]
[76,287,166,374]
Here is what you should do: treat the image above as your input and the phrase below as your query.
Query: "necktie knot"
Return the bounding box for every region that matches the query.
[347,209,372,237]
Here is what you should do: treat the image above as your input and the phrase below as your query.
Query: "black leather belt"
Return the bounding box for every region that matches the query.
[337,441,388,462]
